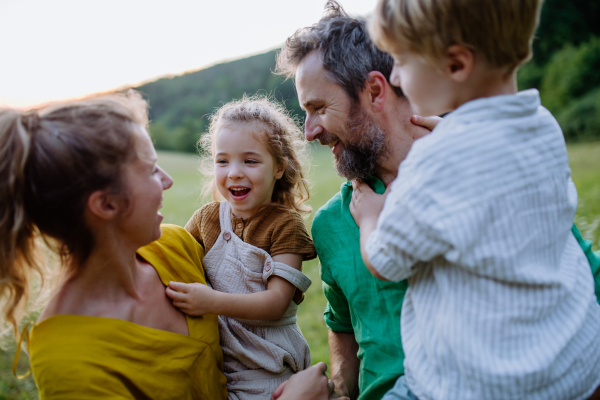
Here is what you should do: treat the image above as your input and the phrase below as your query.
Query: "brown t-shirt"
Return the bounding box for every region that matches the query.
[185,201,317,261]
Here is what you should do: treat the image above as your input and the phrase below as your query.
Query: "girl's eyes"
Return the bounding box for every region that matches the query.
[215,159,259,164]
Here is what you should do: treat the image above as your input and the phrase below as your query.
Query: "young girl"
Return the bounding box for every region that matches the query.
[166,96,316,400]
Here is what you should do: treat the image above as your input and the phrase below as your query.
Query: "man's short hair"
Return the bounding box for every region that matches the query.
[370,0,543,73]
[275,1,403,101]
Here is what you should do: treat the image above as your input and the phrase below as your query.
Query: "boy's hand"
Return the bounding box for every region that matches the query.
[166,281,217,316]
[349,179,389,228]
[411,114,442,131]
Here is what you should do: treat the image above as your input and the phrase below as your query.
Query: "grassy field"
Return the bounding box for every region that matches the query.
[1,142,599,399]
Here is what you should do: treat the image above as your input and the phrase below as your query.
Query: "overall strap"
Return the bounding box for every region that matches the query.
[12,322,31,379]
[218,201,234,233]
[262,261,312,293]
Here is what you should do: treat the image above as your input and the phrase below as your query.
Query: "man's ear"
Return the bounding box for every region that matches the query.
[87,190,120,221]
[445,45,474,83]
[364,71,388,113]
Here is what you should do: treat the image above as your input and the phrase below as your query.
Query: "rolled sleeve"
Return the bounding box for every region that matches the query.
[322,279,354,333]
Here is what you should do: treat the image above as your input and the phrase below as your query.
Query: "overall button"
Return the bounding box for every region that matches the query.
[265,261,272,271]
[237,223,243,229]
[223,232,231,241]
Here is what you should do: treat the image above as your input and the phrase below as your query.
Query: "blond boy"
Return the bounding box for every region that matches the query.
[350,0,600,399]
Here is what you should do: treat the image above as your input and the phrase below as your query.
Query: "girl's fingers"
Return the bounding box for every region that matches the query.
[168,281,190,292]
[411,114,442,131]
[166,287,187,301]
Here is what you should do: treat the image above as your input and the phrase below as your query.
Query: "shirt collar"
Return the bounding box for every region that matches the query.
[437,89,541,131]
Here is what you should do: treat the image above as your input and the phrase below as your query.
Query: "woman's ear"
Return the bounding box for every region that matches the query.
[275,161,286,180]
[87,190,120,221]
[445,45,474,83]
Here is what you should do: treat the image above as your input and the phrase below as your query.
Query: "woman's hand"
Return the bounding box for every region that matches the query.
[411,114,442,131]
[166,281,217,316]
[271,362,348,400]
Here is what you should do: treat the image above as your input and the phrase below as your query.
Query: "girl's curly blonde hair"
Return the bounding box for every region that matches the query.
[199,95,311,214]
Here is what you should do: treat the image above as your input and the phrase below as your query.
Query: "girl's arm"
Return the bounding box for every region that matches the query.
[166,253,303,320]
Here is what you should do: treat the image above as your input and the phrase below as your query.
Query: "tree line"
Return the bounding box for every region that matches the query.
[135,0,600,153]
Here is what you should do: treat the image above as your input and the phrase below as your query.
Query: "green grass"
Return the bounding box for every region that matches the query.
[1,142,599,399]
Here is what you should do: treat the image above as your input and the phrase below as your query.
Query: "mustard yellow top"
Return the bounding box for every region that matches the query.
[30,224,228,400]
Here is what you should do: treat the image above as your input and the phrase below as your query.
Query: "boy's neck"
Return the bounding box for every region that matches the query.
[452,67,518,110]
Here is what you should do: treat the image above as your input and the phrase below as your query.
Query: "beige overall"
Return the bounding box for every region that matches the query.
[202,202,312,400]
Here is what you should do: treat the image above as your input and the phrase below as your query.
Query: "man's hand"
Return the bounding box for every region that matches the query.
[166,281,217,316]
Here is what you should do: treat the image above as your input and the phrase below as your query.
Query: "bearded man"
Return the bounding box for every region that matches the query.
[276,3,428,399]
[275,2,600,400]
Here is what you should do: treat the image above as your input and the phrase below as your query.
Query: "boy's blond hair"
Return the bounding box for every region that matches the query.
[370,0,543,73]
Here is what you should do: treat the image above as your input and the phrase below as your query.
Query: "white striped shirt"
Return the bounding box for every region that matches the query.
[367,90,600,400]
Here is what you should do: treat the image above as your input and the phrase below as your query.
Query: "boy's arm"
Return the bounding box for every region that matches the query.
[349,180,389,280]
[350,180,451,282]
[166,253,302,320]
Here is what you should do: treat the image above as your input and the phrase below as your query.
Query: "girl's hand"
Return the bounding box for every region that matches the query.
[411,114,442,131]
[166,281,217,316]
[349,179,389,229]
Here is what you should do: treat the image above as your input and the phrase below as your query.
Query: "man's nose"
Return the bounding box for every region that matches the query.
[304,114,323,142]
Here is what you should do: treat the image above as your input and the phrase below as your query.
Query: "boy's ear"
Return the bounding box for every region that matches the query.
[87,190,120,221]
[445,45,474,83]
[275,161,286,180]
[363,71,388,113]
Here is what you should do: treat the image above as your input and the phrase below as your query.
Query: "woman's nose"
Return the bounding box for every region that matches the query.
[159,166,174,190]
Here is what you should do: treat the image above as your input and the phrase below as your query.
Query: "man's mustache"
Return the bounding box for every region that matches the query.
[317,131,341,148]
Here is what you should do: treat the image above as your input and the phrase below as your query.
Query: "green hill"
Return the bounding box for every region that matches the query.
[136,0,600,153]
[135,49,300,153]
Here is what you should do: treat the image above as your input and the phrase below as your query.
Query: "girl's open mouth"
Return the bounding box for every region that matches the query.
[229,187,251,199]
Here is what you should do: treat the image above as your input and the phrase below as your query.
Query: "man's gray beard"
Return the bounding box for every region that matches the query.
[331,108,389,181]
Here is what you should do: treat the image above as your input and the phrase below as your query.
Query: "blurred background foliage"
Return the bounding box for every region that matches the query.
[137,0,600,153]
[516,0,600,142]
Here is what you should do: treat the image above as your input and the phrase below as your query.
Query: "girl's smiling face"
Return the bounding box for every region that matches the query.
[214,122,284,219]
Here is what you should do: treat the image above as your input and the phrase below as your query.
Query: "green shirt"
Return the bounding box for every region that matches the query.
[312,177,600,400]
[312,177,406,400]
[572,224,600,301]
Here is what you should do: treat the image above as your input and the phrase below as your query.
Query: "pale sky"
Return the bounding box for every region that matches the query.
[0,0,378,109]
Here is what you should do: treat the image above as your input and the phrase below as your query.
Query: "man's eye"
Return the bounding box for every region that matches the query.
[314,106,324,114]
